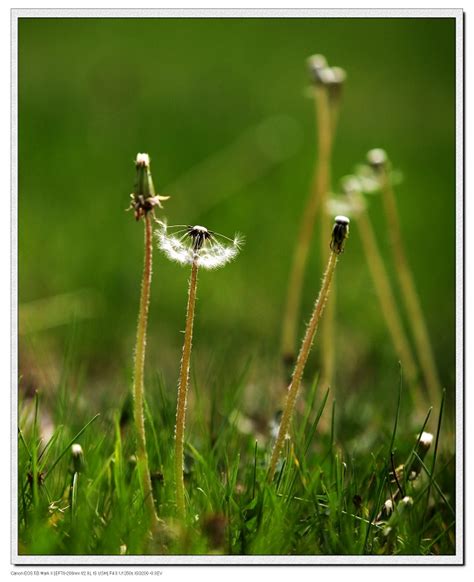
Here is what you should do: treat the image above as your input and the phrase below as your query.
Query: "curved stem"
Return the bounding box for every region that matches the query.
[269,250,338,482]
[133,213,160,529]
[175,259,199,518]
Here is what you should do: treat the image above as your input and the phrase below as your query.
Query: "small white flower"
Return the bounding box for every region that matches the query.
[156,222,243,270]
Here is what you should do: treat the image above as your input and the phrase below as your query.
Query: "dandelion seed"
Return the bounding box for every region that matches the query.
[156,222,242,270]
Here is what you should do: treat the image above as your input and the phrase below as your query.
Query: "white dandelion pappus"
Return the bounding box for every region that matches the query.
[156,222,243,270]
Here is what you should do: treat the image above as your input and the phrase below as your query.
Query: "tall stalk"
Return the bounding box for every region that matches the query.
[133,213,160,528]
[155,223,242,519]
[130,153,168,530]
[369,150,441,403]
[175,259,199,518]
[269,216,350,483]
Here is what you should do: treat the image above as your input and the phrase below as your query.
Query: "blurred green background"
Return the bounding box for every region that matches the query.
[18,17,456,421]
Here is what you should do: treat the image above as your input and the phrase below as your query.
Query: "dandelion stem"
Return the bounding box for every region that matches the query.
[351,193,420,404]
[175,258,199,518]
[270,243,340,483]
[380,171,441,403]
[133,213,160,529]
[281,84,333,371]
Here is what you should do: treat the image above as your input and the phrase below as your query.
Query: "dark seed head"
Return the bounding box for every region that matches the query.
[330,215,350,254]
[187,225,213,251]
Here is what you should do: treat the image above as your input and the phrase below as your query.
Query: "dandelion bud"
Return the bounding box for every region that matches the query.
[409,431,433,479]
[330,215,350,254]
[317,67,337,86]
[367,148,388,171]
[135,153,155,200]
[418,431,434,451]
[399,496,414,512]
[327,67,347,102]
[384,499,394,516]
[71,443,84,473]
[129,152,169,221]
[330,66,347,85]
[383,496,414,538]
[307,54,328,84]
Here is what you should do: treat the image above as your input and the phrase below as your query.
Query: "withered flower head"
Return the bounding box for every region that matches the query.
[129,153,169,221]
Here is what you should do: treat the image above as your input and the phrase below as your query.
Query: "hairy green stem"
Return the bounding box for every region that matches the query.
[269,250,339,482]
[133,213,160,529]
[175,259,199,518]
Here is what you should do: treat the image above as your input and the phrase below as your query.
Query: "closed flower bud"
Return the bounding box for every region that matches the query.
[307,54,328,84]
[367,148,388,171]
[71,443,85,473]
[129,153,169,221]
[135,153,154,200]
[409,431,434,479]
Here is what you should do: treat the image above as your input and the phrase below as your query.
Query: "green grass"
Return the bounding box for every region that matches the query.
[18,359,455,556]
[17,16,457,558]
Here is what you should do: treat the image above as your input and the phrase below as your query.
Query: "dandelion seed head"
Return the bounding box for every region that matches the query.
[156,223,242,269]
[330,215,350,254]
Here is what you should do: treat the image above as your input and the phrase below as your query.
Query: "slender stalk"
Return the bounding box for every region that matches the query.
[281,85,333,370]
[133,213,160,529]
[175,259,199,518]
[320,174,335,390]
[269,246,340,483]
[380,171,441,403]
[351,193,421,405]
